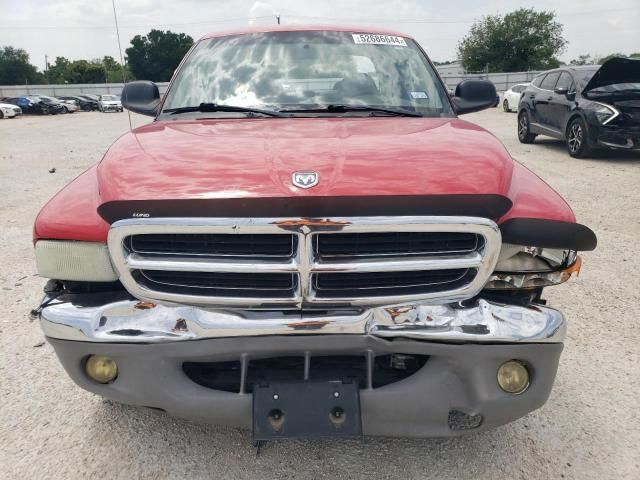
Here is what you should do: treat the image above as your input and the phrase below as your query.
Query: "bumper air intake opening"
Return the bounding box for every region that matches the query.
[182,354,429,393]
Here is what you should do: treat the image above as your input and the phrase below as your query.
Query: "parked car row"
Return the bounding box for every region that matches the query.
[0,94,123,117]
[500,57,639,158]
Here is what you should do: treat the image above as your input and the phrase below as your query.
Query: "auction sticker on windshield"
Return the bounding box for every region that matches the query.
[352,33,407,46]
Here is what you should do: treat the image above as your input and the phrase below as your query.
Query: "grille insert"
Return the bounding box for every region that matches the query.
[315,232,482,259]
[313,269,475,298]
[135,270,298,298]
[128,233,296,259]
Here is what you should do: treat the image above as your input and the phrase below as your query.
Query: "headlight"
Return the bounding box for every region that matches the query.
[35,240,118,282]
[485,244,580,290]
[593,102,619,125]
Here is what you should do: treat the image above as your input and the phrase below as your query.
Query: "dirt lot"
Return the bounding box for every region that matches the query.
[0,109,638,480]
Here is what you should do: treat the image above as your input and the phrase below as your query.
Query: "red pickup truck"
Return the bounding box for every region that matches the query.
[34,26,596,439]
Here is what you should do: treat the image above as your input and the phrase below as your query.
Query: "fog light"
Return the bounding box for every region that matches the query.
[85,355,118,383]
[497,360,529,394]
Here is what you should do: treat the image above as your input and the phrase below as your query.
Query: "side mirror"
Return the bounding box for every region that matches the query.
[554,86,569,95]
[450,79,497,115]
[121,81,160,117]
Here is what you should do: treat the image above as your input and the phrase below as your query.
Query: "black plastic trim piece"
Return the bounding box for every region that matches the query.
[98,195,513,224]
[500,218,597,251]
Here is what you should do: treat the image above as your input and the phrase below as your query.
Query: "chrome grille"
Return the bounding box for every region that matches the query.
[108,216,501,308]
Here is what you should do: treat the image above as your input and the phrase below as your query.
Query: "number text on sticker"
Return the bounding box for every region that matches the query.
[352,34,407,47]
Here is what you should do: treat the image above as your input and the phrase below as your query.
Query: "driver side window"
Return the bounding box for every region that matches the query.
[555,72,573,91]
[540,72,560,90]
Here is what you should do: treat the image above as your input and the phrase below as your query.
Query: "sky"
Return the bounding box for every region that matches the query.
[1,0,639,71]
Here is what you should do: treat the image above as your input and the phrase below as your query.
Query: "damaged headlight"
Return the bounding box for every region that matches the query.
[594,102,619,125]
[35,240,118,282]
[484,244,580,290]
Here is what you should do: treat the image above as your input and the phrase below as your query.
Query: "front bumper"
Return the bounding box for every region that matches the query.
[594,125,640,150]
[41,298,565,343]
[41,298,566,437]
[101,104,122,112]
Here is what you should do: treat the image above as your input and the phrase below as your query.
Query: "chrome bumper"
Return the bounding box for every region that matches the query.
[40,298,565,344]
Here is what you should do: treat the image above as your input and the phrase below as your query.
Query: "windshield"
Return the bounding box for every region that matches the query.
[101,95,117,101]
[162,31,452,117]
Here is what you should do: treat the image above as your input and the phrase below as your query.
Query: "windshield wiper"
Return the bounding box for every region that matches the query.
[163,103,287,117]
[279,104,423,117]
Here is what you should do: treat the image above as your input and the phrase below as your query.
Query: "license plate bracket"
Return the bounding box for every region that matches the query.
[253,381,362,440]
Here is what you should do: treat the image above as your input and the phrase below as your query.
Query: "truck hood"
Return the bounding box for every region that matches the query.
[583,57,640,93]
[98,116,516,218]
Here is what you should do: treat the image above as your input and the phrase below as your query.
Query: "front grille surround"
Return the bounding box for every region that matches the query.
[108,216,501,308]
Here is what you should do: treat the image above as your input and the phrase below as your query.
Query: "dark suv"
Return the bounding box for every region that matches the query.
[517,57,640,158]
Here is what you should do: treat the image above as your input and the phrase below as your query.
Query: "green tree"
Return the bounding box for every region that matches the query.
[125,29,193,81]
[100,56,134,82]
[569,54,593,66]
[0,46,43,85]
[101,55,119,71]
[45,56,70,83]
[64,60,106,83]
[457,9,567,72]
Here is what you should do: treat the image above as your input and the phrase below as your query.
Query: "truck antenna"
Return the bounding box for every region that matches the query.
[111,0,132,130]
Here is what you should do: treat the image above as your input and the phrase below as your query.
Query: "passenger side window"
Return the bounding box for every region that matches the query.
[532,75,545,88]
[555,72,573,91]
[540,72,560,90]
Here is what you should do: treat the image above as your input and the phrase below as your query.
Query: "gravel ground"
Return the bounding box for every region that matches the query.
[0,109,638,480]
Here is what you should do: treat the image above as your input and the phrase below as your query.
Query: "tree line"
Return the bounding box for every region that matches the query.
[0,30,193,85]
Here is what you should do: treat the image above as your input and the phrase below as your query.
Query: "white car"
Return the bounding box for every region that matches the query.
[98,94,123,112]
[502,83,529,112]
[55,97,82,113]
[0,103,22,119]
